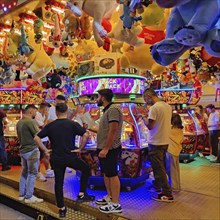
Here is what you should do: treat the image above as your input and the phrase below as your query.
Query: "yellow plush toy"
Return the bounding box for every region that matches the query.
[120,3,169,75]
[25,31,55,80]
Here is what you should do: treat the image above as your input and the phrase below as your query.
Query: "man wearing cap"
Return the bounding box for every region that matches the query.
[35,102,54,181]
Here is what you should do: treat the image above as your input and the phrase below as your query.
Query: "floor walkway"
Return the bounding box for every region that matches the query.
[0,156,219,220]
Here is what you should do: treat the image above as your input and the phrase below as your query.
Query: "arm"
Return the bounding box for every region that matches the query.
[78,131,90,151]
[34,135,50,156]
[99,122,119,158]
[142,112,156,130]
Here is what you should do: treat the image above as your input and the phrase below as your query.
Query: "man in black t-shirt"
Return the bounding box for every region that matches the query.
[34,103,94,218]
[0,109,10,171]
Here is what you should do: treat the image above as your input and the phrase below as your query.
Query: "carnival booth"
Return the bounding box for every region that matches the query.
[74,74,151,191]
[156,88,210,163]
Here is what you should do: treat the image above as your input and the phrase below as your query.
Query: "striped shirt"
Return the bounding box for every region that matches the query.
[97,103,123,150]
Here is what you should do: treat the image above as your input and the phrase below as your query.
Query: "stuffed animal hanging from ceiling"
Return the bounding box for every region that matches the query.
[66,0,117,47]
[151,0,220,66]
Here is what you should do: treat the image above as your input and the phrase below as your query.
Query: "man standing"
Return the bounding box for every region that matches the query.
[142,88,173,202]
[48,94,72,173]
[34,103,94,218]
[16,105,47,203]
[206,104,220,162]
[94,89,123,214]
[0,109,10,171]
[35,103,54,181]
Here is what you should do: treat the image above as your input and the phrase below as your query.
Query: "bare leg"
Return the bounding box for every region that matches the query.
[104,175,112,197]
[109,176,120,204]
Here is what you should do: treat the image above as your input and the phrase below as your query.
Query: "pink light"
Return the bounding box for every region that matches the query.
[8,5,11,9]
[13,2,17,6]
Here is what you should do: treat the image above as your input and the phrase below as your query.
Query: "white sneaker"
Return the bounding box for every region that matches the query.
[18,196,25,201]
[210,156,218,162]
[45,169,54,178]
[65,167,72,173]
[24,195,44,204]
[205,155,216,160]
[37,172,47,182]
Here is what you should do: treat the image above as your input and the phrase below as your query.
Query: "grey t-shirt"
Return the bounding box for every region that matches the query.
[97,103,123,150]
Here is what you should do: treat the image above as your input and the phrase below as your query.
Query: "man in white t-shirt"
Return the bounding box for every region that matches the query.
[206,104,220,162]
[35,103,54,181]
[48,95,72,173]
[142,88,173,203]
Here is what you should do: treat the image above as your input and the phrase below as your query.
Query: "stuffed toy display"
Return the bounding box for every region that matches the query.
[67,0,117,47]
[151,0,220,66]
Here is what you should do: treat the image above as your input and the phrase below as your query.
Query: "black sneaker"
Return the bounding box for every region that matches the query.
[2,166,11,171]
[152,193,174,203]
[96,195,112,205]
[77,194,95,203]
[59,207,67,218]
[99,202,122,213]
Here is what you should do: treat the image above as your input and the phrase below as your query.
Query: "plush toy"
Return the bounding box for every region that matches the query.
[128,0,152,17]
[25,31,55,81]
[120,43,165,75]
[3,28,20,65]
[80,12,92,40]
[119,0,142,36]
[67,0,117,47]
[18,25,34,56]
[34,18,44,44]
[62,9,79,45]
[151,0,220,66]
[0,62,16,84]
[107,20,144,47]
[50,13,62,48]
[119,2,168,76]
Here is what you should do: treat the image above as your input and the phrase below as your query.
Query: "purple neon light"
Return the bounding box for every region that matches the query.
[78,77,145,95]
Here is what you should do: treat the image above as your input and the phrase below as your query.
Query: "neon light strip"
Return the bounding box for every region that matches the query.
[128,103,141,148]
[155,88,196,92]
[76,74,147,82]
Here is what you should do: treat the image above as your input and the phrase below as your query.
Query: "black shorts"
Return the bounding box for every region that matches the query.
[39,141,49,160]
[97,146,121,177]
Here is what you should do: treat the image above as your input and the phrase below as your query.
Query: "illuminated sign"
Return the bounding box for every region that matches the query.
[155,88,198,105]
[77,74,146,96]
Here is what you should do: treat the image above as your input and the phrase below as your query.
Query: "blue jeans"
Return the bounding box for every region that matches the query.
[0,136,8,167]
[19,148,40,199]
[148,144,172,196]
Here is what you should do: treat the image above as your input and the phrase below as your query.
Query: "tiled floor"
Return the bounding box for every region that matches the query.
[0,203,34,220]
[0,157,220,220]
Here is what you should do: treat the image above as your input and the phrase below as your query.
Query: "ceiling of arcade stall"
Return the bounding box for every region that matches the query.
[0,0,219,103]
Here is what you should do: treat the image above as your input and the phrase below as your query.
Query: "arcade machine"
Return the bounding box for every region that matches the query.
[156,88,210,163]
[73,74,151,191]
[0,87,46,165]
